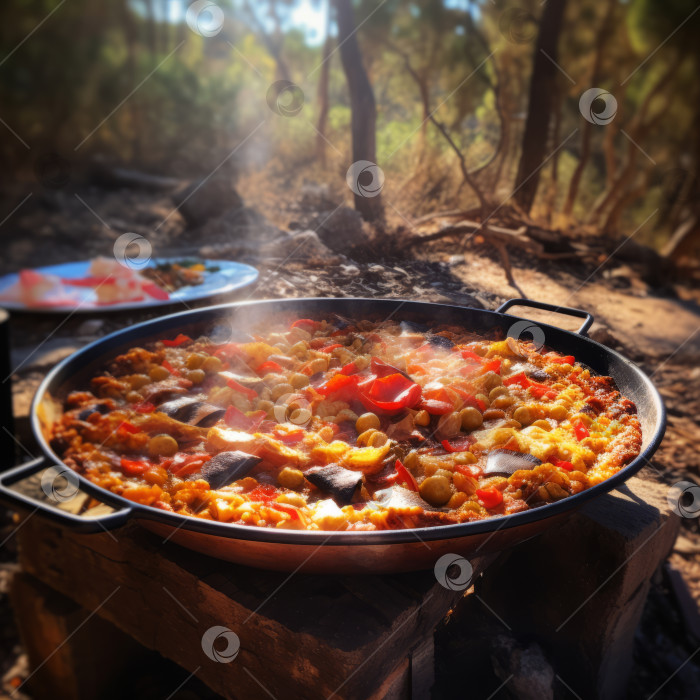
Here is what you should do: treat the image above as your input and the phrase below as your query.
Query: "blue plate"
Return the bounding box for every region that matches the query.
[0,258,259,313]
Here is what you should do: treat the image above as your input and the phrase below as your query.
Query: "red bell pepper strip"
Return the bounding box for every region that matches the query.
[117,421,139,434]
[161,359,180,376]
[162,334,191,347]
[370,357,410,379]
[504,372,555,400]
[257,360,284,374]
[134,401,155,413]
[572,420,590,441]
[120,458,149,476]
[552,457,574,471]
[476,487,503,509]
[394,459,419,491]
[273,427,305,444]
[226,378,258,401]
[339,361,359,375]
[363,373,422,413]
[419,398,454,415]
[141,282,170,301]
[549,355,575,365]
[291,319,321,332]
[320,343,343,353]
[168,453,210,477]
[458,349,484,362]
[318,373,361,402]
[441,437,474,453]
[451,387,487,412]
[62,275,118,286]
[504,372,530,389]
[455,463,483,479]
[247,484,277,502]
[224,406,265,431]
[481,359,501,374]
[271,502,300,520]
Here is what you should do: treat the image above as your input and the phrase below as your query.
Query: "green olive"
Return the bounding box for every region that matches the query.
[459,407,483,431]
[149,365,170,382]
[201,355,223,373]
[148,434,178,457]
[277,467,305,489]
[419,475,452,507]
[186,353,206,369]
[187,369,206,384]
[513,406,532,426]
[356,412,381,434]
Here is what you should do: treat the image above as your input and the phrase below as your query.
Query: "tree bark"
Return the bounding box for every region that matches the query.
[512,0,567,213]
[335,0,383,222]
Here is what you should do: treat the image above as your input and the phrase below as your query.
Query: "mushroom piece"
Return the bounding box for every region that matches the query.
[191,451,262,489]
[485,449,542,477]
[305,464,363,505]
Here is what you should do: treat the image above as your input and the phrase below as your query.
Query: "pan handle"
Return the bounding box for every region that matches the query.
[496,298,594,336]
[0,456,132,533]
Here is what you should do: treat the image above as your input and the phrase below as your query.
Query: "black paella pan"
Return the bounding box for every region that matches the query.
[0,298,666,573]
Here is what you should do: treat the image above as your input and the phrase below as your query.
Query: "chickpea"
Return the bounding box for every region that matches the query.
[475,393,490,408]
[489,386,509,401]
[459,407,483,431]
[454,451,477,465]
[414,410,430,427]
[483,408,506,420]
[357,429,377,446]
[201,355,223,373]
[513,406,532,426]
[148,434,178,457]
[308,358,328,375]
[126,391,143,403]
[368,431,389,448]
[187,369,206,384]
[271,383,295,401]
[277,467,305,490]
[482,371,502,390]
[403,451,420,470]
[149,365,170,382]
[492,394,515,409]
[437,412,461,438]
[335,408,359,424]
[289,373,310,389]
[550,404,568,421]
[186,353,206,370]
[127,374,151,389]
[434,468,453,481]
[531,419,552,431]
[257,399,274,413]
[356,412,381,434]
[419,475,452,507]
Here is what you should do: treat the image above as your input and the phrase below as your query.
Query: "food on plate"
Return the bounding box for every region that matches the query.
[52,316,642,531]
[141,260,216,292]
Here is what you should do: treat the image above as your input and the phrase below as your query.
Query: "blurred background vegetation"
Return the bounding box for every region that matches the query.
[0,0,698,258]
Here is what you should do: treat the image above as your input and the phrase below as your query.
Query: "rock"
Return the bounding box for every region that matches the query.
[172,175,242,228]
[194,206,282,252]
[259,230,341,265]
[490,636,554,700]
[311,206,374,257]
[299,183,341,212]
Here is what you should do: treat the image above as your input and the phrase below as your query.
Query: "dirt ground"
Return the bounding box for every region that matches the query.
[0,181,699,698]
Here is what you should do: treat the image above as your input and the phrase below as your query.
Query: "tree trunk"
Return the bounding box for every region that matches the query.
[562,0,615,219]
[315,3,333,166]
[513,0,567,213]
[244,0,291,81]
[335,0,383,223]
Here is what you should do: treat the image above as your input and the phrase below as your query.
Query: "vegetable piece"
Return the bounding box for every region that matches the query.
[247,484,277,502]
[552,458,574,471]
[370,357,411,380]
[224,406,265,431]
[485,449,542,476]
[476,487,503,508]
[162,334,191,347]
[226,377,258,401]
[363,373,421,413]
[441,437,474,453]
[320,343,343,353]
[481,359,501,374]
[459,406,483,430]
[291,318,321,332]
[257,360,284,374]
[549,355,575,365]
[120,458,149,476]
[148,434,179,457]
[318,373,361,402]
[206,426,263,453]
[419,475,452,507]
[339,361,358,375]
[355,412,381,434]
[117,421,139,434]
[271,502,300,520]
[343,443,392,473]
[277,467,305,489]
[419,398,454,415]
[193,451,262,489]
[161,360,180,376]
[572,420,590,441]
[134,401,155,414]
[394,459,419,491]
[306,464,363,504]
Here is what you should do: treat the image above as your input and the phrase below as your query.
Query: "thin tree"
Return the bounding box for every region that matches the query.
[335,0,383,222]
[513,0,568,214]
[315,0,333,166]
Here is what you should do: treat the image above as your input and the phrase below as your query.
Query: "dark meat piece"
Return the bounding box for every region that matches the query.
[191,451,262,489]
[485,449,542,476]
[428,334,454,350]
[77,403,111,421]
[157,397,225,426]
[306,464,362,505]
[528,369,550,382]
[141,378,192,405]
